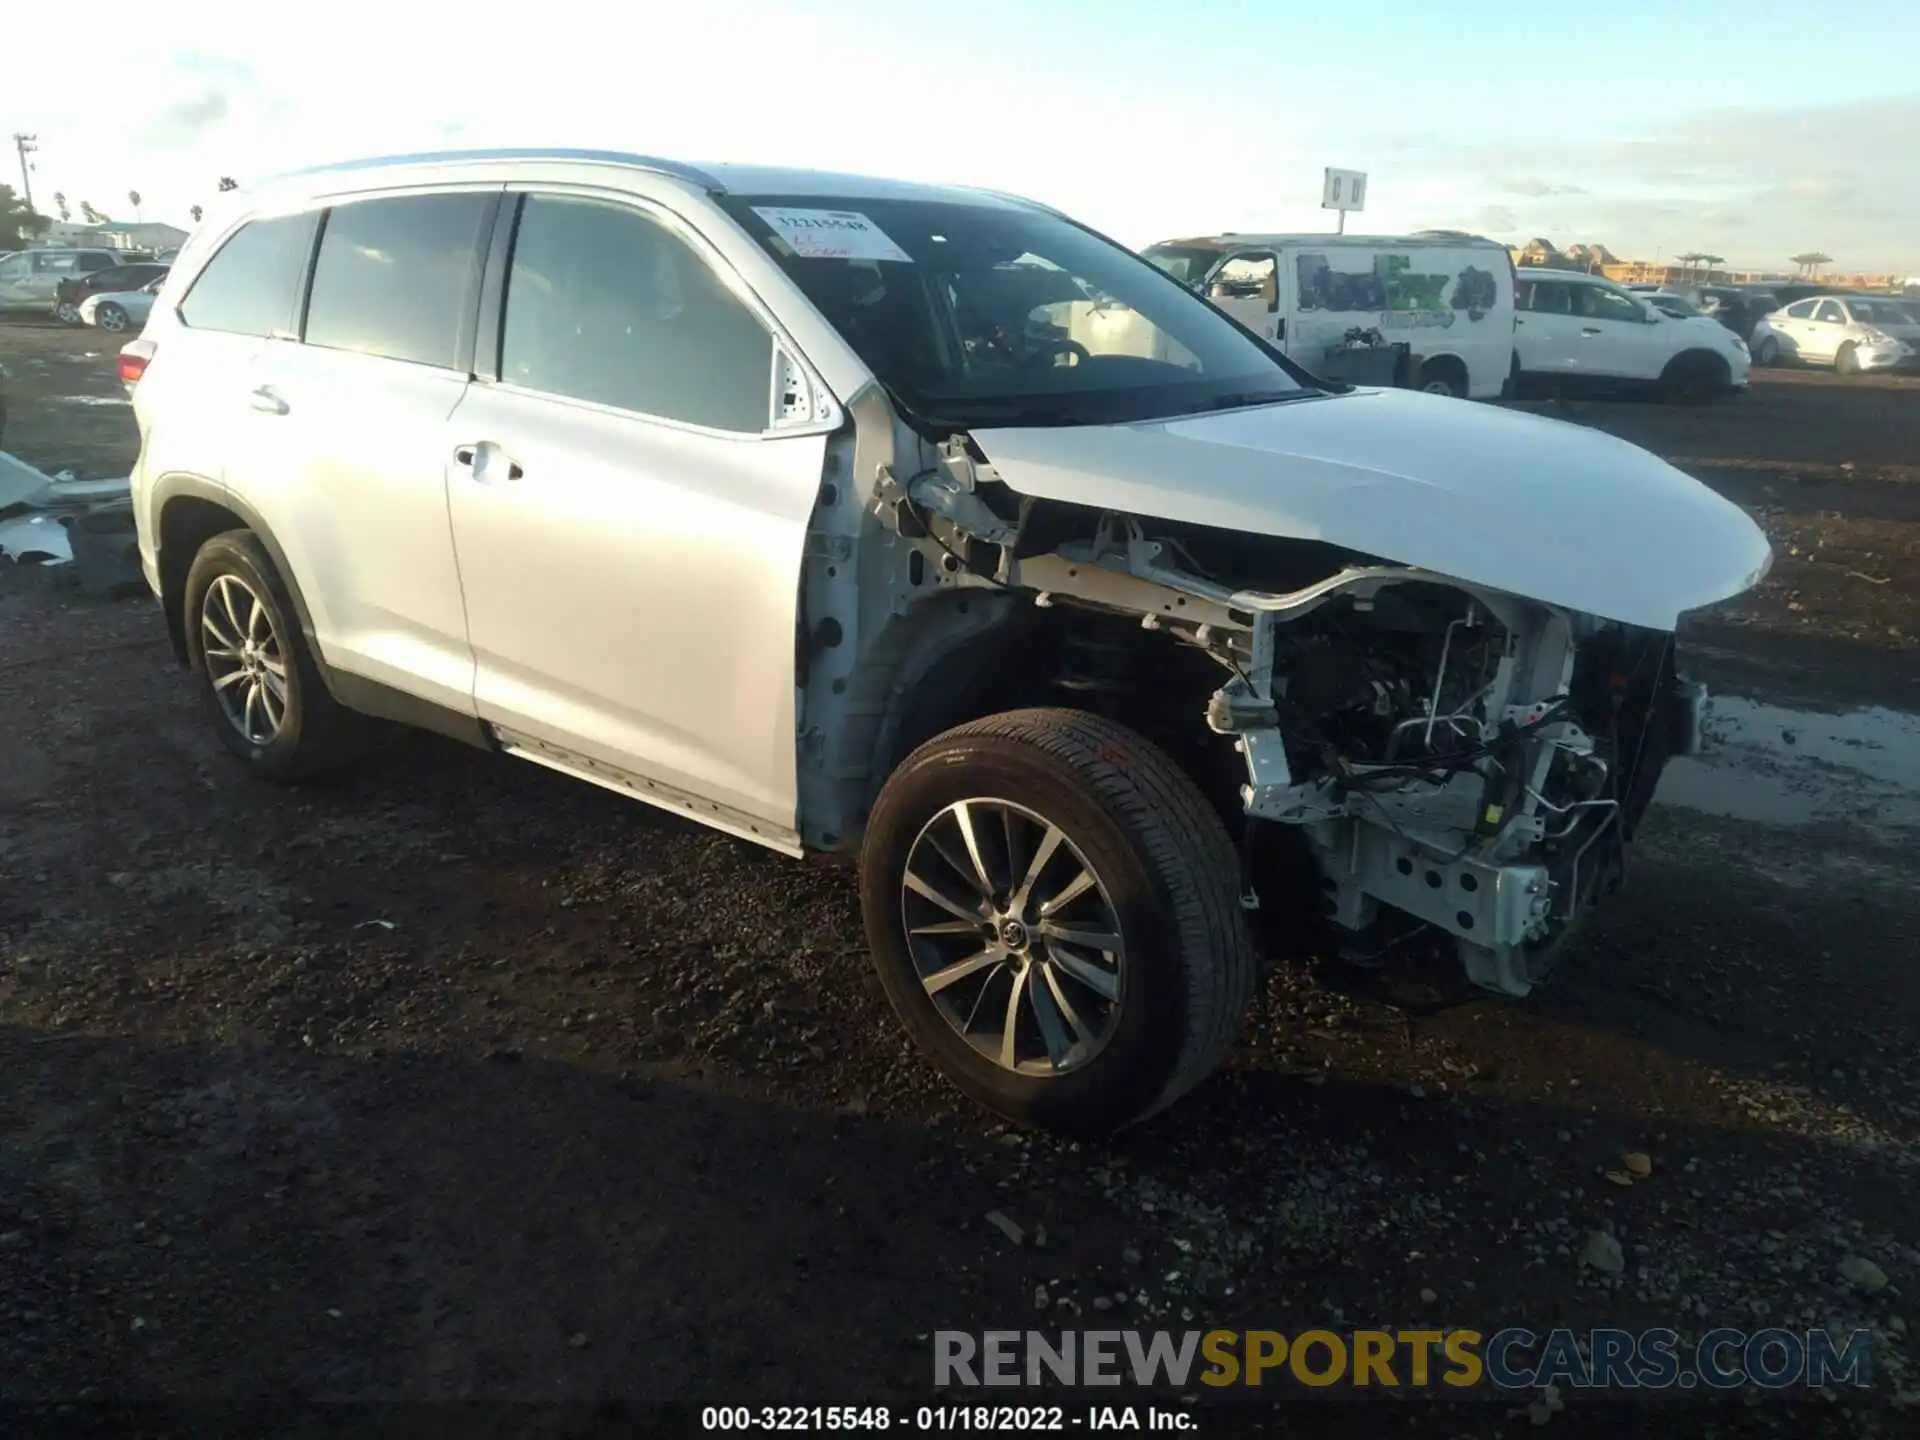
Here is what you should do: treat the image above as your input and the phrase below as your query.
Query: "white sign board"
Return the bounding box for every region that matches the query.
[752,207,912,262]
[1322,168,1368,212]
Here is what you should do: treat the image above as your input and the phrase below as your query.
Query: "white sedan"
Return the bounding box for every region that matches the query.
[1750,295,1919,374]
[78,275,166,334]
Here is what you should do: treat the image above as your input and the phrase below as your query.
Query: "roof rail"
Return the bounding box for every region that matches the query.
[256,147,726,194]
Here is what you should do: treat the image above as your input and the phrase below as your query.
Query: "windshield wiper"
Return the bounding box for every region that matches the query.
[1182,389,1317,415]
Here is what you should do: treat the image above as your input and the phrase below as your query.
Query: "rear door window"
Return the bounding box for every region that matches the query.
[1812,300,1845,324]
[303,192,496,369]
[179,212,320,337]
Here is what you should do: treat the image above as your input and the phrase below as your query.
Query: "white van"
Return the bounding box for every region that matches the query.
[1142,231,1517,399]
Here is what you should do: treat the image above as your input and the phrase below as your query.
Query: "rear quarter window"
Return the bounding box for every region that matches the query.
[179,213,321,337]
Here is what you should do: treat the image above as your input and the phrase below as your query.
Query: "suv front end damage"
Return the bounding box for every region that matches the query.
[884,433,1713,997]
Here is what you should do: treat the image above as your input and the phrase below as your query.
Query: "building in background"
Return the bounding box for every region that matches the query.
[32,220,190,253]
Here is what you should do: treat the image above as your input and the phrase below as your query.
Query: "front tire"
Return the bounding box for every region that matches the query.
[1753,336,1780,366]
[95,303,129,333]
[1835,344,1861,377]
[860,709,1257,1135]
[183,530,372,781]
[55,300,80,325]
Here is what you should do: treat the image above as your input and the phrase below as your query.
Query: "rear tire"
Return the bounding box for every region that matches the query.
[55,300,80,325]
[860,708,1257,1135]
[96,303,129,333]
[183,530,374,782]
[1417,356,1469,398]
[1835,344,1861,377]
[1753,336,1780,366]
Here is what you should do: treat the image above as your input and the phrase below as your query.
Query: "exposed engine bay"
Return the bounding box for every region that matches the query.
[820,432,1706,998]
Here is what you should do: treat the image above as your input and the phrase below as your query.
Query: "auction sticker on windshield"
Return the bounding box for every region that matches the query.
[752,207,912,262]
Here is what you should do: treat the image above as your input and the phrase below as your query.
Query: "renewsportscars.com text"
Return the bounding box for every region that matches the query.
[934,1327,1874,1391]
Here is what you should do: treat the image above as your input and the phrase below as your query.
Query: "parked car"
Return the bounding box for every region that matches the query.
[1514,269,1750,399]
[1641,292,1704,319]
[0,248,127,313]
[1750,294,1919,373]
[1143,230,1517,399]
[121,148,1768,1132]
[55,261,170,324]
[79,273,167,333]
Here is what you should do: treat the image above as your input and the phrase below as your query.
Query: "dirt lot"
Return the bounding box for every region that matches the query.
[3,321,1919,1434]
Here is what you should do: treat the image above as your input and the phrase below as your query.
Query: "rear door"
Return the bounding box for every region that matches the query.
[1769,298,1820,357]
[247,188,499,712]
[137,210,320,522]
[1514,277,1580,374]
[445,187,831,846]
[1801,299,1848,362]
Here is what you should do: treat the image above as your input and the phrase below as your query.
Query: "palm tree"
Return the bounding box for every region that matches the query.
[1698,254,1725,280]
[79,200,103,225]
[1790,251,1832,278]
[1676,251,1706,280]
[128,189,143,222]
[52,190,69,222]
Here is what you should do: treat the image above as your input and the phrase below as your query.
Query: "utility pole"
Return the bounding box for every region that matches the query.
[11,133,38,214]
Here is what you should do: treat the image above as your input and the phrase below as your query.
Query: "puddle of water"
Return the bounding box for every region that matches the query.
[1653,695,1920,830]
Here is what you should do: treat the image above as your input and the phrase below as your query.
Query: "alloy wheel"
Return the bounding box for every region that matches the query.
[98,306,127,333]
[201,574,288,746]
[900,798,1127,1076]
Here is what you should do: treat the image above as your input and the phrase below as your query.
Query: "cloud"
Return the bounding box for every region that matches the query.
[1498,177,1586,198]
[147,89,232,149]
[1374,98,1920,270]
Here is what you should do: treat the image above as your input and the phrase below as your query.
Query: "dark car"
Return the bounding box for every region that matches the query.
[54,262,169,325]
[1761,282,1836,309]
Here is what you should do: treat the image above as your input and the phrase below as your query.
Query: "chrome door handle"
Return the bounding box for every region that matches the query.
[249,385,288,415]
[453,442,523,482]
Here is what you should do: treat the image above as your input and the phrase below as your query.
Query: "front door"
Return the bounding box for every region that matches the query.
[1205,251,1284,347]
[445,189,829,844]
[1572,282,1658,380]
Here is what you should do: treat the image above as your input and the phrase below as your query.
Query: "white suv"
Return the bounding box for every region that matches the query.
[122,149,1770,1133]
[1515,269,1750,399]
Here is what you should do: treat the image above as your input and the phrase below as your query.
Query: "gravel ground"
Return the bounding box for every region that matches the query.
[3,321,1918,1434]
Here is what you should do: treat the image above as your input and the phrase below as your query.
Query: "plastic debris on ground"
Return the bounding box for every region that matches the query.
[0,451,138,591]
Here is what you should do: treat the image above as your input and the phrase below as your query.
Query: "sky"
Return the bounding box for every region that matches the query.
[6,0,1918,274]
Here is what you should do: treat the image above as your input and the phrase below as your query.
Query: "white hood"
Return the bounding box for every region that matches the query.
[972,387,1772,631]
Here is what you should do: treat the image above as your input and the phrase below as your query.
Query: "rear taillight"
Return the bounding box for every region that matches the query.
[119,339,155,387]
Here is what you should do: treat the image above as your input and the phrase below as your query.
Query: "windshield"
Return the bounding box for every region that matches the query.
[1140,244,1227,286]
[1846,300,1909,325]
[720,197,1305,430]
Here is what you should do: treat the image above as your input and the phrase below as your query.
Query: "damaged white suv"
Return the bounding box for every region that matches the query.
[123,150,1771,1133]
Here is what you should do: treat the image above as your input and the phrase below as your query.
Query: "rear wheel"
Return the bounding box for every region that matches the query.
[95,303,130,333]
[1835,343,1861,377]
[860,708,1257,1135]
[1753,336,1780,366]
[1417,356,1469,399]
[183,530,373,781]
[55,300,80,325]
